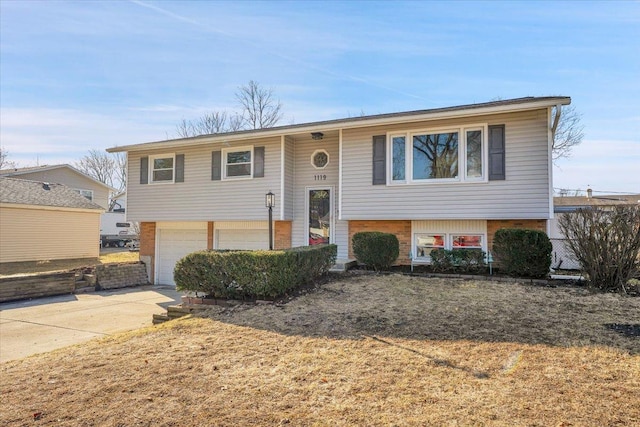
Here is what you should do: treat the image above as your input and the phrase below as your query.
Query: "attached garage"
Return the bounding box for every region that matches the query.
[155,222,208,286]
[214,221,269,251]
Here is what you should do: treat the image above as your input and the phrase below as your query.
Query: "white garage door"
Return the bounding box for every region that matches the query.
[217,229,269,250]
[157,228,208,286]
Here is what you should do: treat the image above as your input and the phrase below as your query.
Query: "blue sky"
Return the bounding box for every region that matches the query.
[1,0,638,194]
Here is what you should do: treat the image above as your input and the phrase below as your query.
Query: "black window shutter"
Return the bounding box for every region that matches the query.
[372,135,386,185]
[254,146,265,178]
[140,157,148,184]
[211,151,222,181]
[488,125,506,181]
[175,154,185,182]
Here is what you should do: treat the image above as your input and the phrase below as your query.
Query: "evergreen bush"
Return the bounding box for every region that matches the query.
[430,249,487,273]
[174,244,337,299]
[492,228,552,278]
[352,231,399,271]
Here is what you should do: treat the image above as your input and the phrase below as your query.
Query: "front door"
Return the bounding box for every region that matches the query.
[308,188,331,245]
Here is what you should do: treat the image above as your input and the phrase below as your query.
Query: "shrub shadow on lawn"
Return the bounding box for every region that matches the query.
[194,273,640,355]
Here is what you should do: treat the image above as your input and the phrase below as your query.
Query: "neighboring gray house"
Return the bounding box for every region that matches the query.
[0,164,114,210]
[0,178,104,263]
[107,96,570,285]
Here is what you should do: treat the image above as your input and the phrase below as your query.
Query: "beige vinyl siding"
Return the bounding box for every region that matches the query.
[12,169,111,209]
[127,137,282,222]
[0,206,100,263]
[341,109,551,220]
[282,136,295,220]
[290,135,349,258]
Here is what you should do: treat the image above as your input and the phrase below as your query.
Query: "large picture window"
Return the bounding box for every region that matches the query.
[223,147,253,179]
[150,154,174,183]
[390,125,487,184]
[413,132,459,180]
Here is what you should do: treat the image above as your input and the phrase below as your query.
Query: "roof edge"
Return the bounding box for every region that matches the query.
[108,96,571,153]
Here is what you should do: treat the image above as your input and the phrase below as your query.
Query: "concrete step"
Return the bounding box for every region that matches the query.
[330,259,358,273]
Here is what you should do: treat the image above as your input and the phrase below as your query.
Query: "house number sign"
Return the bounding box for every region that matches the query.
[314,174,327,181]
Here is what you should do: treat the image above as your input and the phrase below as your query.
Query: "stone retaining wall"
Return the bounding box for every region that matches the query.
[96,262,149,290]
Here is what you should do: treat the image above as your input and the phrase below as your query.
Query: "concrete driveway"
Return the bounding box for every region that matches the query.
[0,285,181,363]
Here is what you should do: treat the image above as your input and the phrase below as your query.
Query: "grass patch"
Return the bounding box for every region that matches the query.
[1,274,638,426]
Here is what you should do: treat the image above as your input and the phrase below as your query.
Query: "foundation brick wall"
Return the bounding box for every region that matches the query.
[139,222,156,283]
[348,220,412,265]
[95,262,149,290]
[207,222,214,250]
[487,219,547,249]
[274,221,292,250]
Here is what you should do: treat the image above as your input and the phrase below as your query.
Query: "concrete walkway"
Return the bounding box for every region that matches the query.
[0,285,181,363]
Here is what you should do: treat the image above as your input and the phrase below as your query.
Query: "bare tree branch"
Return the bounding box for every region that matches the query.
[236,80,283,129]
[74,150,126,193]
[173,81,283,137]
[552,105,585,162]
[0,148,17,170]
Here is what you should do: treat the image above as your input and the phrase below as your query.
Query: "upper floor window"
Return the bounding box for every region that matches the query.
[223,146,253,179]
[150,154,174,183]
[390,125,487,184]
[73,188,93,201]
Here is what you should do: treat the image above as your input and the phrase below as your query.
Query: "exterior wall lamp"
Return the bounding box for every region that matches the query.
[311,132,324,140]
[265,191,275,250]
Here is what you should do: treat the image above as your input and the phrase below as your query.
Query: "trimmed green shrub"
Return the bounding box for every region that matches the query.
[352,231,399,271]
[492,228,552,278]
[174,244,337,299]
[430,249,487,273]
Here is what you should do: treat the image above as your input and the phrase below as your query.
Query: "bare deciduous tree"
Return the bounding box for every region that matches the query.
[176,111,245,138]
[551,105,585,162]
[175,81,282,138]
[236,80,283,130]
[74,149,126,193]
[559,205,640,293]
[0,148,17,170]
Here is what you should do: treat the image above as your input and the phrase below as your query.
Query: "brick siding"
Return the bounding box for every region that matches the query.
[274,221,292,250]
[486,219,547,249]
[139,222,156,283]
[207,222,214,250]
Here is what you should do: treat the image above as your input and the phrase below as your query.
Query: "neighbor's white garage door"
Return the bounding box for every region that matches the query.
[157,228,208,286]
[217,229,269,250]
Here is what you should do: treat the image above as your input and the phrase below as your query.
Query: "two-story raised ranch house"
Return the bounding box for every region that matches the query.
[108,96,570,285]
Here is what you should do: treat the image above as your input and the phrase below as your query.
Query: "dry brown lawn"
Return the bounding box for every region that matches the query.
[1,273,639,426]
[0,251,139,277]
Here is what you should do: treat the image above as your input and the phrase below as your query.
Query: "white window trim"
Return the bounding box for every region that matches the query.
[149,153,175,184]
[222,145,254,180]
[311,149,330,170]
[73,188,94,201]
[414,233,446,261]
[388,124,488,185]
[412,232,487,263]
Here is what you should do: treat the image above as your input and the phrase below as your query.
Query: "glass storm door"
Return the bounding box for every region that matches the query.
[308,189,331,245]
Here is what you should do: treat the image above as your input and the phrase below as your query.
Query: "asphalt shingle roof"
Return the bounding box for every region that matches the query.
[0,177,104,210]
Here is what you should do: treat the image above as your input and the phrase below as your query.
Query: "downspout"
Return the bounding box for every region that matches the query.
[550,104,562,137]
[547,104,562,227]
